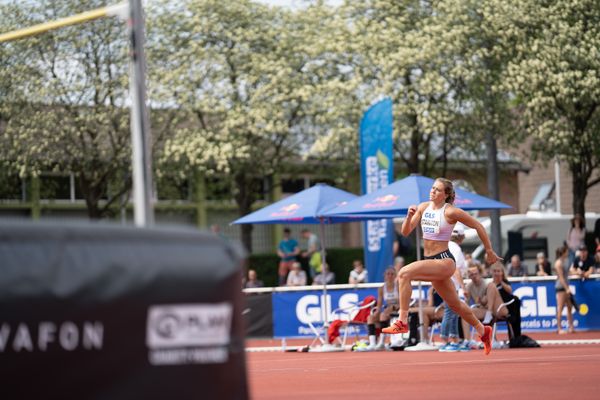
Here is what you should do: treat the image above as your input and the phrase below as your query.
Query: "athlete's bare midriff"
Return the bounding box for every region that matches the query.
[423,239,450,257]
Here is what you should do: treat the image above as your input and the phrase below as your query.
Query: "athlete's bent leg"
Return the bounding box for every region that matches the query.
[383,259,454,334]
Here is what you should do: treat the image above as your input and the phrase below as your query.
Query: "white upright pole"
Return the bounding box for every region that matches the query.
[129,0,154,227]
[309,219,345,352]
[318,219,329,326]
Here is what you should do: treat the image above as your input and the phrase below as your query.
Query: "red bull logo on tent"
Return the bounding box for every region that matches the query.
[454,195,473,206]
[362,194,398,209]
[270,203,301,217]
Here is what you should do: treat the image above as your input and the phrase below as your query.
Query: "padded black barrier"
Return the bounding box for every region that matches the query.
[0,220,248,400]
[243,292,273,338]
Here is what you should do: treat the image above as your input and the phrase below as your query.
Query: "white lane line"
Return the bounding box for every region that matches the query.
[249,353,600,373]
[246,339,600,352]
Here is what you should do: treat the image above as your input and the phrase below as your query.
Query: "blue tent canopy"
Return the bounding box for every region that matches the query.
[232,183,358,225]
[232,183,360,319]
[323,175,511,218]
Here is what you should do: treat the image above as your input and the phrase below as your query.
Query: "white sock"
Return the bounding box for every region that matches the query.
[483,311,493,324]
[369,335,377,346]
[377,334,387,345]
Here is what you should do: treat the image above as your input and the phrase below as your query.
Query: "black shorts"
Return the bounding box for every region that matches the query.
[556,287,566,293]
[424,249,455,263]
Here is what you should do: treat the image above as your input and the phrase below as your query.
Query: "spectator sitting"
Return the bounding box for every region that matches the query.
[570,244,595,279]
[535,252,552,276]
[465,254,484,277]
[244,269,264,289]
[349,260,368,284]
[490,262,522,338]
[466,264,508,324]
[312,263,335,286]
[286,262,307,286]
[364,267,398,350]
[507,254,528,277]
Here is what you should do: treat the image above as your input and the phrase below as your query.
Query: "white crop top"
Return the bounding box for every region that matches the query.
[421,203,455,241]
[383,282,399,306]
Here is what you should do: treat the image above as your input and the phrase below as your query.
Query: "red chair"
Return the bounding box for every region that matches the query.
[325,295,377,347]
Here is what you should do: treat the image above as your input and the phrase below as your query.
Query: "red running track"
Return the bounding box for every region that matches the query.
[247,343,600,400]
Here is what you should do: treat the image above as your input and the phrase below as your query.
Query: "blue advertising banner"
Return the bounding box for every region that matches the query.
[512,279,600,331]
[271,278,600,338]
[272,288,377,338]
[272,286,427,338]
[359,98,394,283]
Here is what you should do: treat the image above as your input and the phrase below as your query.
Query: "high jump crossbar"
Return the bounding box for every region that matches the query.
[0,3,128,43]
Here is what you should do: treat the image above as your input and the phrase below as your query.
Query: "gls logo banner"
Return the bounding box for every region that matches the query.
[146,303,232,365]
[273,287,435,337]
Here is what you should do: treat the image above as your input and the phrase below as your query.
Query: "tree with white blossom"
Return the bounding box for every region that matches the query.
[490,0,600,216]
[150,0,342,250]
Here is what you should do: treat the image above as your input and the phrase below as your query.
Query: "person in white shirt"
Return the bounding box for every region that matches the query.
[348,260,368,284]
[312,263,335,285]
[286,262,307,286]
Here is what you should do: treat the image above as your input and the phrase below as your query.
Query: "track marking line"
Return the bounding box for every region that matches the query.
[249,353,600,373]
[246,339,600,352]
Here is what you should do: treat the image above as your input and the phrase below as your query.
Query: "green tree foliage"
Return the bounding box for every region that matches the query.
[491,0,600,216]
[313,0,510,177]
[1,0,598,234]
[149,0,344,250]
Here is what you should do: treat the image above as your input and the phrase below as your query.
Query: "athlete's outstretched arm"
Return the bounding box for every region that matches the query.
[400,203,425,237]
[448,206,502,265]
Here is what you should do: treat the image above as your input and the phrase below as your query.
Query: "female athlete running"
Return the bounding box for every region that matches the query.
[382,178,501,355]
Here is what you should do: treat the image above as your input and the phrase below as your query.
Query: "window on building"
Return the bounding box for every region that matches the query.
[0,173,23,201]
[157,175,190,201]
[206,176,231,201]
[281,178,305,194]
[40,175,72,200]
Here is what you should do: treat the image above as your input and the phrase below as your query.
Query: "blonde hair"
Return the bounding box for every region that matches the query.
[490,261,506,275]
[384,267,396,279]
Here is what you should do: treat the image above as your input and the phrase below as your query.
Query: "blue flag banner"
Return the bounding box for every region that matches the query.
[359,98,394,283]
